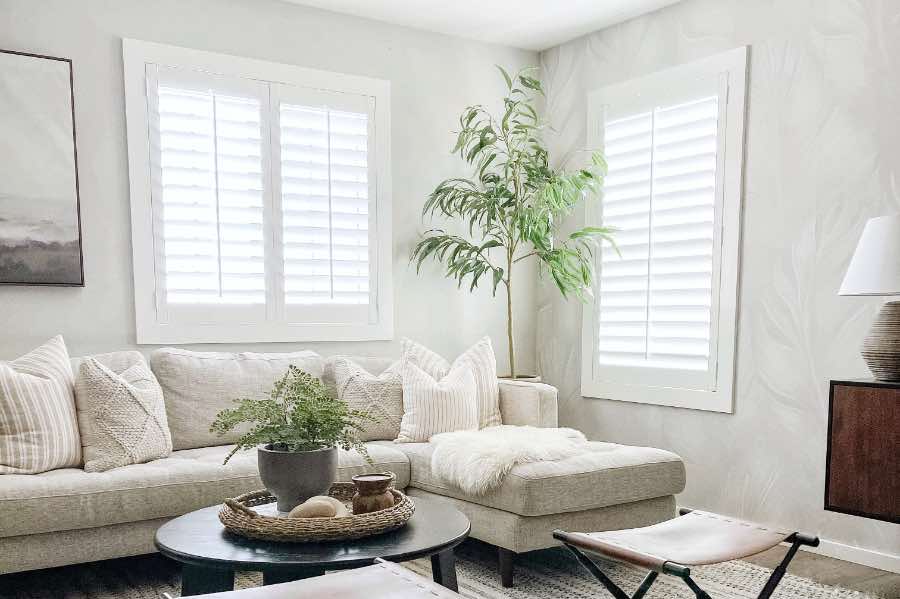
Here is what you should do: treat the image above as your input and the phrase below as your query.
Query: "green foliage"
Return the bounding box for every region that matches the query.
[210,365,375,464]
[411,66,616,376]
[412,66,615,301]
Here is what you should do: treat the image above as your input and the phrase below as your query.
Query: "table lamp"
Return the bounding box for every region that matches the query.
[839,214,900,381]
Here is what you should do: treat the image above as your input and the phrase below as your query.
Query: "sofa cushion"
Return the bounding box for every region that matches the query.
[75,354,172,472]
[0,442,410,538]
[331,358,403,441]
[322,355,395,395]
[0,336,82,474]
[150,348,324,450]
[391,441,685,517]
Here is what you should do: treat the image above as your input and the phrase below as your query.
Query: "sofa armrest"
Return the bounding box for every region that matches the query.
[498,380,558,428]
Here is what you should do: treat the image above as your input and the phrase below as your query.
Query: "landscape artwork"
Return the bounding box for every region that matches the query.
[0,49,83,285]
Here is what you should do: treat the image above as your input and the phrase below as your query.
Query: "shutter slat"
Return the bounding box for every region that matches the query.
[280,100,371,307]
[155,85,266,305]
[598,95,719,370]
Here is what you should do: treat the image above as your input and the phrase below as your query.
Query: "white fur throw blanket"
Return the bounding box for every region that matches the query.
[429,425,588,495]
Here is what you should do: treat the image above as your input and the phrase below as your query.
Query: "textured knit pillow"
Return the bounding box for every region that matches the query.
[75,354,172,472]
[401,337,501,428]
[0,336,81,474]
[332,358,403,441]
[396,359,477,443]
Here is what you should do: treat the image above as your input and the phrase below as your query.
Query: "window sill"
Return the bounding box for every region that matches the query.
[135,320,394,345]
[581,378,734,413]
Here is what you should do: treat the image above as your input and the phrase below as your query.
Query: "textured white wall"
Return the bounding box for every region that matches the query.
[539,0,900,560]
[0,0,537,371]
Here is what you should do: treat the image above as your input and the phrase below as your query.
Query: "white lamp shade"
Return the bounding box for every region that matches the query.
[839,214,900,296]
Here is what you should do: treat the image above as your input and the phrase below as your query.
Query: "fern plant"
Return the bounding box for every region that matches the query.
[412,66,615,378]
[211,365,374,465]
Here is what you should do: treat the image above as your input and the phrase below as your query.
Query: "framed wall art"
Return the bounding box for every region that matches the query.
[0,49,83,286]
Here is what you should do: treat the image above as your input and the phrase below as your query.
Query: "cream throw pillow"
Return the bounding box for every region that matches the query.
[401,337,501,428]
[332,357,403,441]
[0,336,81,474]
[396,359,477,443]
[75,353,172,472]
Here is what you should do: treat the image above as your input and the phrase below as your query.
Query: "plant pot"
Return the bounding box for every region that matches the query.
[257,445,338,512]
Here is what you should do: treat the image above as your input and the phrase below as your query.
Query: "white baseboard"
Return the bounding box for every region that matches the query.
[803,538,900,575]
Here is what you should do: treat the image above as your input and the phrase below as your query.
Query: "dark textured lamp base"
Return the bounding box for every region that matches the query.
[862,301,900,381]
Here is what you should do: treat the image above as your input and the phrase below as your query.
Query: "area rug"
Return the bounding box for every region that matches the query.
[0,546,884,599]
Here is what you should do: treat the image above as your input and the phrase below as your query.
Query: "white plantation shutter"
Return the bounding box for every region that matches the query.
[124,41,392,343]
[582,47,747,413]
[280,101,372,308]
[598,96,718,374]
[153,71,267,309]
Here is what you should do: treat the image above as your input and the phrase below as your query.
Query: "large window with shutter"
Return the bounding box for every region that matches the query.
[581,47,748,413]
[124,40,392,343]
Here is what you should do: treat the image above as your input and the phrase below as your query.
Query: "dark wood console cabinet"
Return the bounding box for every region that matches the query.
[825,380,899,524]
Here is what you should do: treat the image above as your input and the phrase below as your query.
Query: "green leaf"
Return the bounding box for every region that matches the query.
[496,65,513,89]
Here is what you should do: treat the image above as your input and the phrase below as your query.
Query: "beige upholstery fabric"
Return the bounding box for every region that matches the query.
[401,337,501,428]
[394,441,685,516]
[150,348,324,450]
[331,357,403,441]
[407,488,677,553]
[0,336,81,474]
[396,360,477,443]
[0,517,166,575]
[0,442,410,538]
[75,354,172,472]
[498,380,559,428]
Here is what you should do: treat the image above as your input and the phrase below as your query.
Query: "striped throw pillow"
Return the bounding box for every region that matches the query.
[396,360,477,443]
[401,337,501,428]
[0,336,81,474]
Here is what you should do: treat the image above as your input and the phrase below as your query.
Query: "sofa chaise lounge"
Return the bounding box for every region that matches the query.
[0,350,686,586]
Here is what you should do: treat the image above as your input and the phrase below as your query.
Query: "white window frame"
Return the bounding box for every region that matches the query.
[581,46,748,413]
[123,39,393,344]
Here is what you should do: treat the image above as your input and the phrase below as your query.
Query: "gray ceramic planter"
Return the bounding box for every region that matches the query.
[257,445,338,512]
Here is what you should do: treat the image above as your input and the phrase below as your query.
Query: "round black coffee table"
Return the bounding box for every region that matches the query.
[155,497,470,596]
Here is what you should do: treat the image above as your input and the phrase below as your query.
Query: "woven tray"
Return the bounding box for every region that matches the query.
[218,482,415,542]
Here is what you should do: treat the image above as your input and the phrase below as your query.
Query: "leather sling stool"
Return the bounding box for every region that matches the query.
[161,559,462,599]
[554,509,819,599]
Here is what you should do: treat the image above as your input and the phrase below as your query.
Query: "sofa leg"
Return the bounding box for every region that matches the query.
[498,547,515,588]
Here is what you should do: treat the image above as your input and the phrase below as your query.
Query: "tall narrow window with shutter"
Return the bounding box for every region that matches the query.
[582,47,748,413]
[124,41,392,343]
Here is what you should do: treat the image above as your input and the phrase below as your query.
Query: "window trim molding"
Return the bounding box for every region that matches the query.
[123,39,393,344]
[580,46,748,413]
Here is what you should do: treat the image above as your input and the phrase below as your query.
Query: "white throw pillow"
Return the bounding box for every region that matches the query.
[0,336,81,474]
[401,337,501,428]
[75,354,172,472]
[332,357,403,441]
[396,359,477,443]
[150,348,324,450]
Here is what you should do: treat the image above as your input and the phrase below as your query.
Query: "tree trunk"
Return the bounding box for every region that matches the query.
[506,274,516,380]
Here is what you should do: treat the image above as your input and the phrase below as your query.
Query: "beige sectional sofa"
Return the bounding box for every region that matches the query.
[0,351,685,584]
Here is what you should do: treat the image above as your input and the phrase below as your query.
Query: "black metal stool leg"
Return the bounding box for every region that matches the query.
[757,534,819,599]
[683,575,713,599]
[632,571,659,599]
[561,543,661,599]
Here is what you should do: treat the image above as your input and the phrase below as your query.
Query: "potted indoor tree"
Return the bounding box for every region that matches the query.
[211,365,373,512]
[412,66,615,379]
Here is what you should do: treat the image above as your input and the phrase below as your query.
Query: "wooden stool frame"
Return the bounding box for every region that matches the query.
[553,519,819,599]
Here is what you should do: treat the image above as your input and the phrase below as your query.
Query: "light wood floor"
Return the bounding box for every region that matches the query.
[744,545,900,598]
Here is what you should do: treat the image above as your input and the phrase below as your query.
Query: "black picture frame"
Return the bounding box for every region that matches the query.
[0,48,84,286]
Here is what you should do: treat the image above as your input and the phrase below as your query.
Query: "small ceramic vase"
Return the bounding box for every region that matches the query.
[351,472,396,514]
